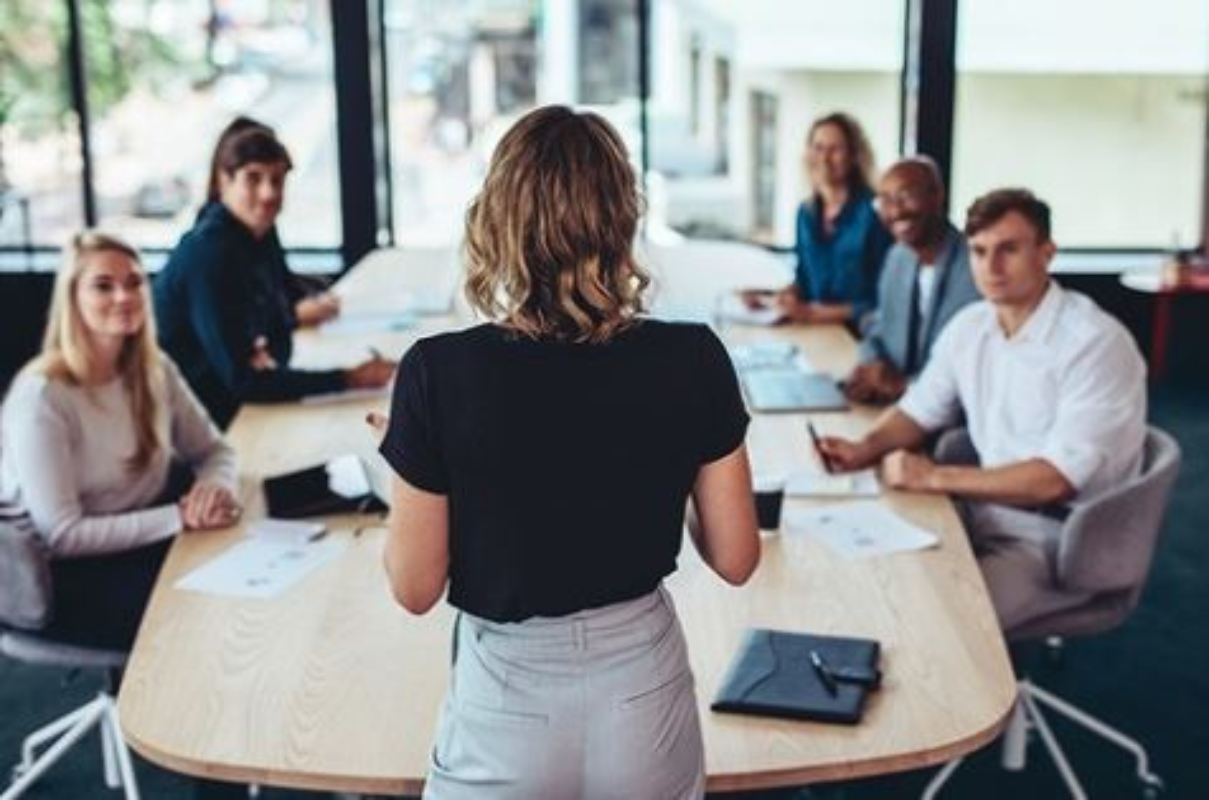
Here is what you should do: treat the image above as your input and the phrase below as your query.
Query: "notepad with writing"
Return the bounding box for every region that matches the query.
[711,628,881,725]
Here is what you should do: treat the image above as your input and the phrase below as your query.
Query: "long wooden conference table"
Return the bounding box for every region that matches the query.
[118,242,1016,794]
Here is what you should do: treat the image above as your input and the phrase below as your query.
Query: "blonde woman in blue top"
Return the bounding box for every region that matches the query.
[746,112,892,327]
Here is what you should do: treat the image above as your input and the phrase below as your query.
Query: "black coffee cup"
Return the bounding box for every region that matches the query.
[753,475,786,531]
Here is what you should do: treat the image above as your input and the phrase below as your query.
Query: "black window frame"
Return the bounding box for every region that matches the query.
[3,0,1206,270]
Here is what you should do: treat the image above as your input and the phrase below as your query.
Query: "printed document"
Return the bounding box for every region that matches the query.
[318,311,415,336]
[715,293,784,327]
[785,469,880,497]
[300,386,390,406]
[784,501,938,558]
[175,535,347,599]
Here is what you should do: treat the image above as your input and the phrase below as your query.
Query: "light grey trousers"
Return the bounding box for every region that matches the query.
[422,585,706,800]
[960,501,1092,632]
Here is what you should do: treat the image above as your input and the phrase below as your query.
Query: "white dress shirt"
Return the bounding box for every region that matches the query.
[898,281,1147,501]
[916,264,937,320]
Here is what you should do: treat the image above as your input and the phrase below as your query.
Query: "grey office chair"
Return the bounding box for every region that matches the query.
[922,426,1181,800]
[0,519,142,800]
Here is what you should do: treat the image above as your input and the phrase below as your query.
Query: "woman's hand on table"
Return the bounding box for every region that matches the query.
[295,292,342,327]
[180,481,242,530]
[345,354,397,389]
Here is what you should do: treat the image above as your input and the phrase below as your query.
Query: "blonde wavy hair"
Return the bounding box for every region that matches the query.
[463,105,650,343]
[31,231,164,472]
[806,112,878,195]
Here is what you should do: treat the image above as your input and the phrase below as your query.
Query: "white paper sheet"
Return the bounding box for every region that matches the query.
[401,287,456,315]
[785,469,880,498]
[174,536,348,599]
[729,341,798,370]
[715,293,784,327]
[318,311,415,336]
[783,501,938,558]
[333,286,455,317]
[299,386,389,406]
[247,518,326,545]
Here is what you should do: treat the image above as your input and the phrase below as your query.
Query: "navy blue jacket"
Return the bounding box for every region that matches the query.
[154,202,343,429]
[858,223,981,376]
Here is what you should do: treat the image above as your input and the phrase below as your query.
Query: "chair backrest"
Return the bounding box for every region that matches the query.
[0,516,53,630]
[932,427,980,467]
[1056,426,1182,595]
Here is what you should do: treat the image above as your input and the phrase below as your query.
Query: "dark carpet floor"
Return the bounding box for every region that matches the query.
[3,379,1206,799]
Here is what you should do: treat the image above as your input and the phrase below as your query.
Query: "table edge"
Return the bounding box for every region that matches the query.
[121,683,1017,794]
[704,690,1017,791]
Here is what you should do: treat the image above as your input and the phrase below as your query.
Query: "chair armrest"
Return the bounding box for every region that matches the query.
[0,516,53,630]
[931,427,980,467]
[1057,430,1181,593]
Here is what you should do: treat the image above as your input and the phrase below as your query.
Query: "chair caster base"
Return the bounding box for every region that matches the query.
[1139,773,1164,799]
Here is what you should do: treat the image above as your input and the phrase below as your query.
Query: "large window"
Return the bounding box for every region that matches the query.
[0,1,84,249]
[6,0,1207,260]
[383,0,639,246]
[648,0,906,245]
[952,0,1209,249]
[84,0,341,249]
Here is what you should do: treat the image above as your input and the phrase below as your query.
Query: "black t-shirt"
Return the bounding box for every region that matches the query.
[379,320,749,623]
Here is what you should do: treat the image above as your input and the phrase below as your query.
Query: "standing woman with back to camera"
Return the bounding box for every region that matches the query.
[376,106,761,799]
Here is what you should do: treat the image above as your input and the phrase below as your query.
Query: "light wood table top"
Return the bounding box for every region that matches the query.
[119,243,1016,794]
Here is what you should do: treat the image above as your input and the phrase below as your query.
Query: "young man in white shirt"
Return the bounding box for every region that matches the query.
[818,188,1147,630]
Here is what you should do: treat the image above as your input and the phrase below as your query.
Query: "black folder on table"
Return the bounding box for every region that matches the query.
[711,629,881,725]
[263,454,387,519]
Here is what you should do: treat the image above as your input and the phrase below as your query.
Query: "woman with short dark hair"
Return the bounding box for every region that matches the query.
[377,105,761,799]
[155,123,394,428]
[202,117,342,328]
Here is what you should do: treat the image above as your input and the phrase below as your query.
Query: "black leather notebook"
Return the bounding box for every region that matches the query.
[263,454,387,519]
[711,628,881,725]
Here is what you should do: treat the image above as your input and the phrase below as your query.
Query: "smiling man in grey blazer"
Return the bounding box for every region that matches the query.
[844,157,980,404]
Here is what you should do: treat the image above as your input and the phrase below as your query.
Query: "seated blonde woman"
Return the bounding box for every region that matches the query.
[0,231,239,651]
[377,106,761,799]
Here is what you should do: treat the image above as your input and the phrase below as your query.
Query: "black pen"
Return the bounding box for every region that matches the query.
[806,421,834,475]
[368,346,385,362]
[810,649,838,696]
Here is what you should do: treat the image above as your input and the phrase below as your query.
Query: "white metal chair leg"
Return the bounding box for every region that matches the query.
[1021,688,1087,800]
[1000,698,1029,771]
[2,692,141,800]
[920,679,1166,799]
[1027,680,1164,790]
[18,696,102,768]
[2,696,107,800]
[104,698,141,800]
[101,699,121,789]
[920,755,965,800]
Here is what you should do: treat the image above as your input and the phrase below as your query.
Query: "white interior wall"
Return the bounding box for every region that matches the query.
[952,74,1206,247]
